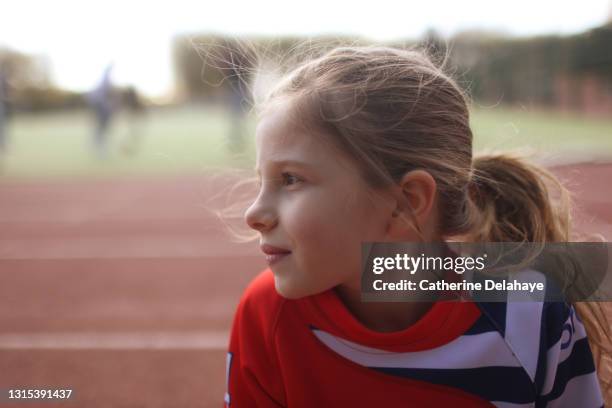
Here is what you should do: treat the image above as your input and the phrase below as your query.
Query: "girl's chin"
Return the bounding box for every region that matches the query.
[273,279,303,299]
[273,276,325,300]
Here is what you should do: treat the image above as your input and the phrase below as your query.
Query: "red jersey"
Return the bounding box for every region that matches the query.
[224,269,603,407]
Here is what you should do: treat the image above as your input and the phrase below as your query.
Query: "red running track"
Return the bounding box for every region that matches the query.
[0,163,610,407]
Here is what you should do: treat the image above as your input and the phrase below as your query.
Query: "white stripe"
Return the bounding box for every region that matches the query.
[0,331,229,350]
[541,307,589,395]
[492,401,535,408]
[541,338,562,396]
[312,329,520,370]
[507,269,547,303]
[505,269,546,381]
[225,352,233,405]
[546,372,604,408]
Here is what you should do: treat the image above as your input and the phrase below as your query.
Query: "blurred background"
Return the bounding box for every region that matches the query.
[0,1,611,406]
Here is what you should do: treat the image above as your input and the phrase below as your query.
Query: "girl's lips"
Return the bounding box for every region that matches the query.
[260,244,291,255]
[265,253,290,266]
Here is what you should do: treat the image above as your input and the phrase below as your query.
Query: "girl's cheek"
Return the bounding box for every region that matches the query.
[283,201,318,238]
[286,187,353,240]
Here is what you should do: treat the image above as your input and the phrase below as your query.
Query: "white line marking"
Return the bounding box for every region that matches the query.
[0,331,229,350]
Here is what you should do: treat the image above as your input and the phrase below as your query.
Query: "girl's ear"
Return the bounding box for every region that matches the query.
[385,170,438,240]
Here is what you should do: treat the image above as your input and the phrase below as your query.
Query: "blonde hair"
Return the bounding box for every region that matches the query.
[213,40,611,396]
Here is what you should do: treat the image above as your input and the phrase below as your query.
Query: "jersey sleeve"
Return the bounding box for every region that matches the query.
[537,302,604,407]
[224,270,286,407]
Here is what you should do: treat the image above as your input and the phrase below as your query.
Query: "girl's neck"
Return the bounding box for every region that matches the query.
[334,284,435,333]
[335,239,451,333]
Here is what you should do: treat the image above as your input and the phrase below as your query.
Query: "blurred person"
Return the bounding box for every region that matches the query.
[119,86,147,156]
[0,64,10,156]
[87,64,116,159]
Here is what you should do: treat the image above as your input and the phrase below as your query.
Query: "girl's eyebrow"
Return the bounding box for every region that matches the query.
[254,159,314,174]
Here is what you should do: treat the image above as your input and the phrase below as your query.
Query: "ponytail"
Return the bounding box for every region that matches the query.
[462,152,571,243]
[459,152,611,398]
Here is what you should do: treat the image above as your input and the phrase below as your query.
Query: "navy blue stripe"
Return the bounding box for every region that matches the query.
[534,302,571,398]
[543,302,571,349]
[463,313,498,335]
[373,366,535,404]
[473,301,507,337]
[540,337,597,403]
[543,274,566,302]
[534,302,551,402]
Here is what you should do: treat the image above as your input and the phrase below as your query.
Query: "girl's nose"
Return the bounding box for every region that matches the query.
[245,199,277,232]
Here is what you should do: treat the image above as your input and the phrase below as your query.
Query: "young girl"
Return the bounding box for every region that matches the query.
[223,45,607,407]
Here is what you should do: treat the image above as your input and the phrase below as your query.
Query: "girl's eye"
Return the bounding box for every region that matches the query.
[255,173,302,189]
[281,172,302,186]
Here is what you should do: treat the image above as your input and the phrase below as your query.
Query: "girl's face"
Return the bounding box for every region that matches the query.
[245,103,395,299]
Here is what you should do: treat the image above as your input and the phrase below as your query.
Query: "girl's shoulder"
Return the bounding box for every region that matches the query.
[241,267,283,302]
[226,269,289,406]
[240,267,279,303]
[233,268,287,337]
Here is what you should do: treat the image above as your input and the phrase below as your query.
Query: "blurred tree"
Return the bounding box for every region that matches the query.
[172,34,362,104]
[419,28,446,66]
[173,27,611,115]
[0,47,84,112]
[449,23,612,114]
[173,35,258,103]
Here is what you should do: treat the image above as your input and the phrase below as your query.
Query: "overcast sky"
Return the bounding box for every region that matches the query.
[0,0,609,97]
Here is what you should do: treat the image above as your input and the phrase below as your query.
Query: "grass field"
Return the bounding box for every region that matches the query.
[1,104,611,180]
